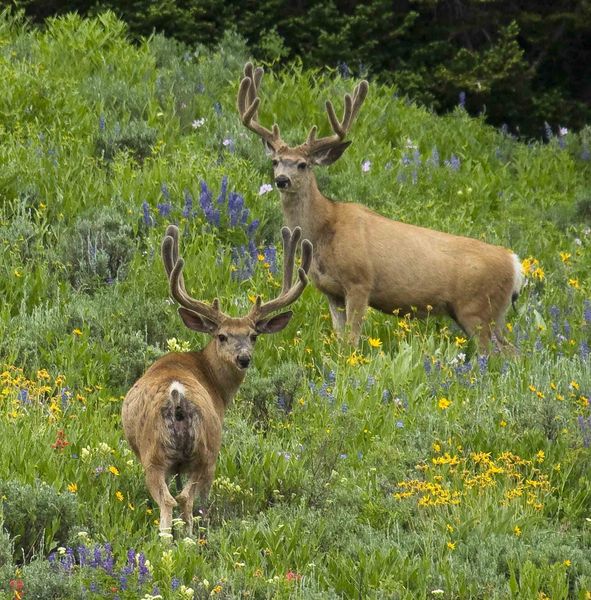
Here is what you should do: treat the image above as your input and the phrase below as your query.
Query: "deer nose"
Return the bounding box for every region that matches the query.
[237,354,251,369]
[275,175,291,189]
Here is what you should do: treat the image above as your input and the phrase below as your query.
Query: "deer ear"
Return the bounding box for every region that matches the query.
[178,307,217,334]
[255,311,293,334]
[310,140,352,166]
[262,138,276,157]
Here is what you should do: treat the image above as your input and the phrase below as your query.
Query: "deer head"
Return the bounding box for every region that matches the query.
[237,62,368,194]
[161,225,312,370]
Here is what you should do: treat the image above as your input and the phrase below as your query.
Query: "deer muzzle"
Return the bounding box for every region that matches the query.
[275,175,291,189]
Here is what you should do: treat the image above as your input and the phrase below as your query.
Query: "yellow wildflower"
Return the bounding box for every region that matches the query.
[368,337,382,348]
[568,278,580,289]
[72,329,83,336]
[438,397,451,410]
[67,483,78,494]
[446,541,456,551]
[513,525,522,537]
[115,491,124,502]
[454,336,467,347]
[108,465,120,476]
[560,251,571,263]
[535,450,545,463]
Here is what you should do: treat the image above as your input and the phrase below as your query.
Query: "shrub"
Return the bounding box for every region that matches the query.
[0,479,80,562]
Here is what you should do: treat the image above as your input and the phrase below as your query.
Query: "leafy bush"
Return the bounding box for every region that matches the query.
[55,207,136,293]
[95,118,158,163]
[0,479,80,562]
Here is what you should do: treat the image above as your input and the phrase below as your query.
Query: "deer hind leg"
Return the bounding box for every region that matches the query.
[345,286,369,346]
[326,294,347,337]
[176,461,216,536]
[145,466,177,533]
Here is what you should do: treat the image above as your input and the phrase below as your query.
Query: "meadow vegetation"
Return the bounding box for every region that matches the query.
[0,9,591,599]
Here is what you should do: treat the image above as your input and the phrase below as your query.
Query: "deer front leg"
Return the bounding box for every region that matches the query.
[345,286,369,346]
[145,466,177,533]
[326,294,347,337]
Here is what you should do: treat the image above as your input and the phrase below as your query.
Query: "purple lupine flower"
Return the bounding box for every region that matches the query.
[240,208,250,225]
[247,219,260,238]
[458,91,466,108]
[182,190,193,219]
[171,578,181,591]
[445,154,461,171]
[477,354,488,373]
[142,201,154,227]
[583,300,591,323]
[17,389,29,404]
[338,61,351,78]
[78,545,88,567]
[228,191,244,227]
[213,101,222,115]
[501,123,509,136]
[199,180,220,226]
[396,421,404,428]
[99,115,106,131]
[263,245,277,273]
[222,138,235,152]
[91,545,102,568]
[138,553,150,584]
[581,144,590,161]
[248,239,258,260]
[580,341,590,361]
[103,544,114,575]
[157,202,172,217]
[161,183,170,201]
[423,356,432,375]
[61,387,71,410]
[401,153,411,167]
[217,175,228,205]
[119,575,128,591]
[382,389,391,403]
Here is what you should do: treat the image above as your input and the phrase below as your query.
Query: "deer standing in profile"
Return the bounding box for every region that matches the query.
[237,63,523,350]
[122,224,312,535]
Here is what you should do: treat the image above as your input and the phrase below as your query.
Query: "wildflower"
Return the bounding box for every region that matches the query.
[192,118,205,129]
[259,183,273,195]
[67,482,78,494]
[222,138,235,152]
[51,430,69,450]
[438,397,451,410]
[285,571,302,582]
[157,202,172,217]
[72,328,82,336]
[109,465,120,476]
[98,114,106,131]
[115,491,124,502]
[454,336,467,348]
[536,450,545,463]
[142,201,154,227]
[568,278,580,289]
[361,160,371,172]
[458,91,466,108]
[514,525,522,537]
[570,380,580,391]
[559,127,568,137]
[559,251,571,263]
[563,559,571,567]
[182,190,194,219]
[368,337,382,348]
[211,584,223,594]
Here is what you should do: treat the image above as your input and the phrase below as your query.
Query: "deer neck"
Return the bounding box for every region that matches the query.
[199,342,246,410]
[279,175,332,241]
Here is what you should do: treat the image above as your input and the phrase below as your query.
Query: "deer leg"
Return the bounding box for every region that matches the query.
[454,309,492,352]
[345,287,369,346]
[145,466,177,533]
[176,472,199,536]
[326,294,347,336]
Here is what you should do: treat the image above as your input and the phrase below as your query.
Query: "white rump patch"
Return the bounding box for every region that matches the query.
[511,253,524,295]
[169,381,186,397]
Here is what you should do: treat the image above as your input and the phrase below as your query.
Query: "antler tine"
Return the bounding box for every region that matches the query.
[248,227,313,321]
[237,62,283,149]
[162,226,223,324]
[303,79,369,152]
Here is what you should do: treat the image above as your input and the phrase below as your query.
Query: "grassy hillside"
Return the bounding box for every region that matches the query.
[1,9,591,599]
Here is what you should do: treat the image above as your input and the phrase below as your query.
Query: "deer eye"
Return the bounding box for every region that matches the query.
[271,159,279,168]
[250,333,258,342]
[297,162,307,170]
[218,334,228,343]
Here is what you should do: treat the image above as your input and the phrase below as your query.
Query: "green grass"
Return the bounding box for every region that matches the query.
[0,9,591,600]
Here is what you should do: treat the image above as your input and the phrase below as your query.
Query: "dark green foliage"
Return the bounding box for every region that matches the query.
[11,0,591,136]
[0,479,79,562]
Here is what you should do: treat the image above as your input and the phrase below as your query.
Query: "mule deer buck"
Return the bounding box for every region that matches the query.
[122,224,312,535]
[237,63,523,350]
